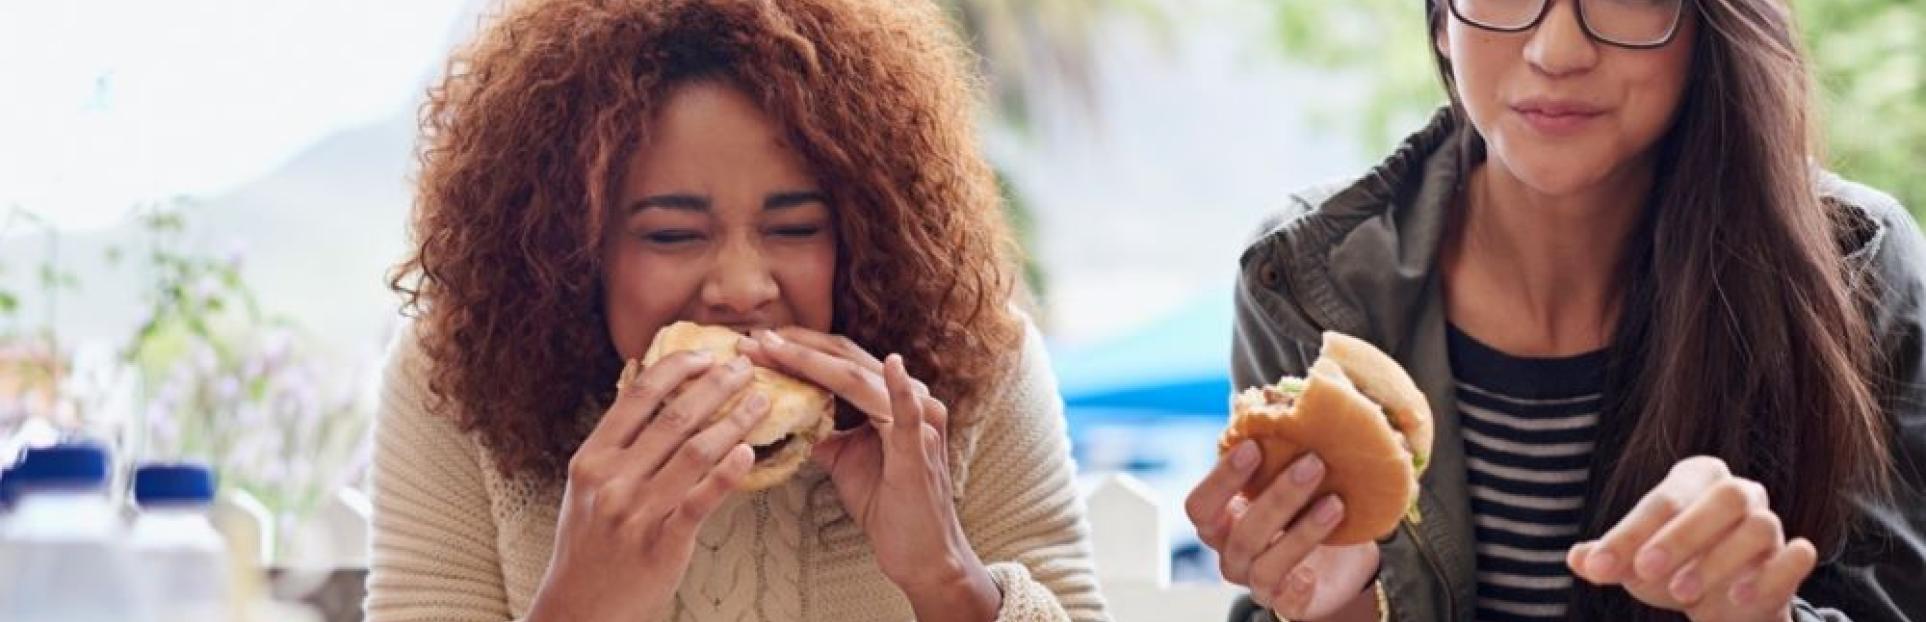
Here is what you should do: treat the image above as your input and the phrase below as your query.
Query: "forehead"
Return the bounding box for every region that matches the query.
[621,81,815,190]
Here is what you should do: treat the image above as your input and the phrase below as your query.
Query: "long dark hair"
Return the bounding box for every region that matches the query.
[1425,0,1893,618]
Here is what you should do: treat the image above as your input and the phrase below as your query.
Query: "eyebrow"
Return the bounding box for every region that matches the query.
[630,194,709,212]
[626,190,828,214]
[763,190,828,210]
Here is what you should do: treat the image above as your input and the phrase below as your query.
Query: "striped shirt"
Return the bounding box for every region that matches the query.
[1447,325,1604,622]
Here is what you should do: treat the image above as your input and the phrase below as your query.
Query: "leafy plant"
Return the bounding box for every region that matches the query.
[0,207,72,431]
[1,201,370,548]
[120,202,372,531]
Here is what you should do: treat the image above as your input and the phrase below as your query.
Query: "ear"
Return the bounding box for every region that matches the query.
[1435,24,1452,60]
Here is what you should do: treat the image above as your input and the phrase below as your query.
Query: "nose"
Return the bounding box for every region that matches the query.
[1524,0,1600,78]
[700,233,780,318]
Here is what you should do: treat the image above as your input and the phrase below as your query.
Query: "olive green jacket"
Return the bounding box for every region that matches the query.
[1227,109,1926,621]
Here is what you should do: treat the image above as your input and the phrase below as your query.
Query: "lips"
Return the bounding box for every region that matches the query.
[1511,98,1607,136]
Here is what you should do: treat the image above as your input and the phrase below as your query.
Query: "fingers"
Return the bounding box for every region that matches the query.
[1584,468,1708,583]
[883,354,922,444]
[743,330,890,416]
[770,327,884,372]
[1247,496,1347,611]
[1568,540,1597,580]
[1187,440,1261,549]
[583,351,714,451]
[1634,478,1763,583]
[1673,506,1783,604]
[810,428,856,469]
[650,391,771,497]
[1567,456,1811,616]
[626,357,753,476]
[1727,537,1816,608]
[1222,454,1326,583]
[920,394,949,431]
[659,444,755,542]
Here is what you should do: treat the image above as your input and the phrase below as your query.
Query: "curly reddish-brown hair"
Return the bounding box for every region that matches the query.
[390,0,1023,481]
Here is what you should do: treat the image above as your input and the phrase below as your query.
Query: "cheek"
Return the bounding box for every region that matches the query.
[1446,29,1515,129]
[603,247,705,358]
[1622,50,1693,147]
[775,240,837,332]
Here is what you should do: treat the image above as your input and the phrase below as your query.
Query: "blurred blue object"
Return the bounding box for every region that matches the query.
[1050,288,1234,420]
[1051,288,1236,476]
[1052,290,1240,580]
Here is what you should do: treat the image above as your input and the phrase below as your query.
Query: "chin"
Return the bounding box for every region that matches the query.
[1490,136,1616,197]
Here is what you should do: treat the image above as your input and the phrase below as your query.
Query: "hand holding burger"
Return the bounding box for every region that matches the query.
[1187,332,1434,620]
[633,322,835,490]
[736,327,1001,622]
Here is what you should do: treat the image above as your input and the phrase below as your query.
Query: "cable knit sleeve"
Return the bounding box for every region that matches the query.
[958,323,1109,621]
[364,324,517,622]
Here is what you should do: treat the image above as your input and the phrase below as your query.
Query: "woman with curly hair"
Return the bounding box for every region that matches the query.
[366,0,1104,620]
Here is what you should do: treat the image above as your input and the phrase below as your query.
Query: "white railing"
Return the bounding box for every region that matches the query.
[228,473,1246,621]
[1086,473,1246,621]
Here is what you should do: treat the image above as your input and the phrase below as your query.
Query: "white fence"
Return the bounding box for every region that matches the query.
[221,473,1245,621]
[1085,473,1246,621]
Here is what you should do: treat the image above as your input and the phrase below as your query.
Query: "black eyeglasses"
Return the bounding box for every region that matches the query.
[1447,0,1689,50]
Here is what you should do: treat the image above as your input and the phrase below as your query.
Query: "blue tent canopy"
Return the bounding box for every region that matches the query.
[1049,289,1235,420]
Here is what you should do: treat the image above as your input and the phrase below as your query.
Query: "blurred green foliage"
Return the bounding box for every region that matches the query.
[941,0,1168,310]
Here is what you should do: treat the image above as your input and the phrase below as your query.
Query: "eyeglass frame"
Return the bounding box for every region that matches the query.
[1443,0,1693,50]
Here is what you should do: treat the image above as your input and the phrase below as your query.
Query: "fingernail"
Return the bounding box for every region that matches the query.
[1288,567,1315,596]
[1636,548,1671,581]
[744,392,769,412]
[736,336,759,352]
[762,330,786,346]
[1315,496,1344,526]
[1670,569,1703,602]
[1230,441,1259,470]
[1290,454,1324,485]
[1587,549,1619,580]
[616,359,641,391]
[727,356,750,372]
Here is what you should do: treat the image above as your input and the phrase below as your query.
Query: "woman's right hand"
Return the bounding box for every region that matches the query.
[526,351,772,622]
[1185,440,1383,621]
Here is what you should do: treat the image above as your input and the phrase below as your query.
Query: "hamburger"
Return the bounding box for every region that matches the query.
[620,321,835,491]
[1217,331,1434,545]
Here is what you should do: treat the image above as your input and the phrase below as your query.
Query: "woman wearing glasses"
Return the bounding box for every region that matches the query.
[1187,0,1926,619]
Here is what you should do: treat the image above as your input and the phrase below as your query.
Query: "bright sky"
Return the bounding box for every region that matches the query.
[0,0,471,232]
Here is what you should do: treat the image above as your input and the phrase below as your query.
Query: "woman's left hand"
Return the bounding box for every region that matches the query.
[1568,456,1817,622]
[738,328,999,621]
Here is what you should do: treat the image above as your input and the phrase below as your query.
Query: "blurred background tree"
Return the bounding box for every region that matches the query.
[1804,0,1926,215]
[941,0,1167,312]
[1264,0,1926,216]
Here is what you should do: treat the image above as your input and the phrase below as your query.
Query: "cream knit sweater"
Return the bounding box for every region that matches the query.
[364,323,1107,622]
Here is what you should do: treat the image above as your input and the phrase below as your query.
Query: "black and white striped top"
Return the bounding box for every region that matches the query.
[1447,325,1604,622]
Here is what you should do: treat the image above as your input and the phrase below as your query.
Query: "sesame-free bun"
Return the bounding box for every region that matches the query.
[1217,332,1434,544]
[628,321,834,491]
